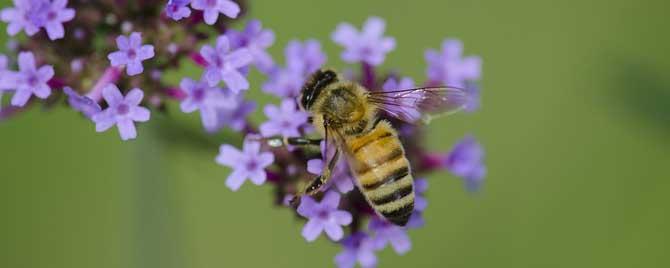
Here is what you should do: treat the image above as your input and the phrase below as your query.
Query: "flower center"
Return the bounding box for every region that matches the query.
[280,120,292,128]
[245,159,258,171]
[46,10,59,21]
[26,74,39,87]
[192,88,206,102]
[206,0,217,7]
[116,103,130,115]
[317,209,329,219]
[213,56,224,68]
[127,49,137,59]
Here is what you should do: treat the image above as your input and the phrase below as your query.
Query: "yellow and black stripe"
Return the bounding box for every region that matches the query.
[346,121,415,226]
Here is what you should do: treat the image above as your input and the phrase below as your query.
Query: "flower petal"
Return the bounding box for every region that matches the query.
[225,169,247,191]
[301,219,324,242]
[324,223,344,241]
[117,118,137,140]
[102,84,123,106]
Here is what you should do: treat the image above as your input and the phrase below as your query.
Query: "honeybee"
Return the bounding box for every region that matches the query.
[270,69,469,226]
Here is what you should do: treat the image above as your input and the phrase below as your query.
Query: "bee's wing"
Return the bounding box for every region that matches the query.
[366,86,470,124]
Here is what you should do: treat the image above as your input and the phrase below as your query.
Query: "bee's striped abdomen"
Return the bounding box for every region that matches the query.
[346,121,414,226]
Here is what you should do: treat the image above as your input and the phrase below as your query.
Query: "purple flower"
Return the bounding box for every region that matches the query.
[332,17,396,66]
[285,39,326,74]
[227,19,275,73]
[215,97,255,131]
[463,83,480,112]
[108,32,155,76]
[179,77,236,130]
[0,54,11,90]
[307,141,354,193]
[335,232,378,268]
[63,86,101,119]
[381,77,423,122]
[259,98,309,137]
[1,0,42,36]
[200,35,253,93]
[262,67,304,98]
[413,178,428,212]
[165,0,191,21]
[91,84,151,141]
[425,39,481,88]
[262,39,326,98]
[10,51,54,107]
[31,0,75,40]
[297,191,352,242]
[368,217,411,255]
[191,0,240,25]
[215,137,274,191]
[445,135,486,191]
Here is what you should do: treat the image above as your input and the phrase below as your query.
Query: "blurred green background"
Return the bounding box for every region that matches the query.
[2,0,670,267]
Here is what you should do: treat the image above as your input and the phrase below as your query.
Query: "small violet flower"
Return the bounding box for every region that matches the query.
[191,0,240,25]
[215,97,255,132]
[200,35,253,93]
[381,77,423,123]
[1,0,42,37]
[425,39,481,88]
[216,137,274,191]
[179,77,236,130]
[32,0,76,40]
[297,191,352,242]
[108,32,155,76]
[92,84,151,141]
[259,98,309,137]
[0,54,11,90]
[285,39,326,74]
[63,86,101,119]
[406,178,428,229]
[227,19,275,73]
[10,51,54,107]
[368,217,411,255]
[262,39,326,98]
[332,17,396,66]
[335,232,378,268]
[445,135,486,191]
[165,0,191,21]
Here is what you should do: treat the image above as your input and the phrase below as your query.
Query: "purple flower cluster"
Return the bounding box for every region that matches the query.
[1,0,75,40]
[0,1,486,266]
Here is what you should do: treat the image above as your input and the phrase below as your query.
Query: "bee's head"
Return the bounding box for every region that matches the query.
[298,69,339,111]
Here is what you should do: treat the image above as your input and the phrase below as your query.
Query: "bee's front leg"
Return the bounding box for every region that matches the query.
[290,148,341,206]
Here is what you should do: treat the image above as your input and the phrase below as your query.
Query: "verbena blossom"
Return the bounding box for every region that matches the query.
[0,54,10,90]
[9,51,54,107]
[425,39,481,88]
[215,97,255,131]
[32,0,76,40]
[335,232,378,268]
[369,217,411,255]
[1,0,43,36]
[227,19,275,73]
[63,87,101,119]
[179,77,236,130]
[297,191,352,242]
[259,98,309,137]
[332,16,396,66]
[263,39,326,97]
[445,135,486,191]
[191,0,240,25]
[216,138,274,191]
[200,35,253,93]
[0,0,75,40]
[92,85,150,141]
[108,32,155,76]
[165,0,191,20]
